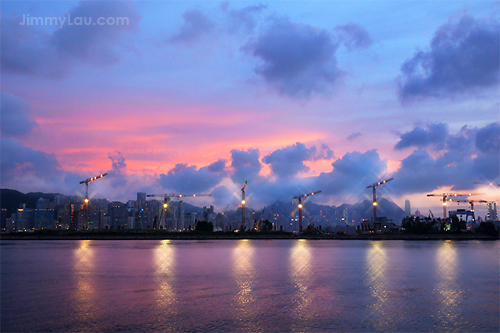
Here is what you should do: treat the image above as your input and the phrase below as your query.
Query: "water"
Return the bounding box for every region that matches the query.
[1,239,498,332]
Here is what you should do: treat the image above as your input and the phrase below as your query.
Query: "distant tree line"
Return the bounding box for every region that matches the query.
[401,216,499,237]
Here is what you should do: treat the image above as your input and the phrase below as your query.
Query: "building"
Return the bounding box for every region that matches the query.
[109,202,128,229]
[34,209,55,229]
[405,199,411,216]
[17,207,34,231]
[360,217,397,233]
[486,202,498,221]
[36,197,47,209]
[1,208,7,232]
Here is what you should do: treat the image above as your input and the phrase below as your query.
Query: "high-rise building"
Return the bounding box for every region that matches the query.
[36,197,47,209]
[34,209,55,229]
[405,199,411,217]
[342,208,348,225]
[486,202,498,221]
[109,201,128,229]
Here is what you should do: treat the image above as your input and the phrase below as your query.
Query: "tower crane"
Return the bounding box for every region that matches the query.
[79,173,108,230]
[222,204,230,231]
[267,203,276,221]
[255,206,267,231]
[367,178,393,220]
[147,193,211,229]
[474,181,500,187]
[292,190,322,232]
[427,192,481,220]
[241,181,247,231]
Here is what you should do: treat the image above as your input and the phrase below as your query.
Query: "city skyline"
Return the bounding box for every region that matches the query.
[1,0,499,215]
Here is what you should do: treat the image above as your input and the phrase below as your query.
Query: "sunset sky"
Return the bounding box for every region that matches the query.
[1,0,499,216]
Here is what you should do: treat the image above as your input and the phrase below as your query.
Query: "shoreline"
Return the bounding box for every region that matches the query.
[1,231,498,241]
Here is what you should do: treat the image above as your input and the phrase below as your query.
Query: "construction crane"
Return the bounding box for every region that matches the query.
[241,181,247,231]
[367,177,393,220]
[292,190,322,232]
[427,192,481,220]
[429,210,434,219]
[266,203,276,221]
[474,181,500,187]
[447,198,488,213]
[79,173,108,230]
[222,204,230,231]
[147,193,211,229]
[254,206,267,231]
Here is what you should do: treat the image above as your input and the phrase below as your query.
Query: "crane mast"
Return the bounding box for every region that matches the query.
[292,190,322,232]
[367,178,393,220]
[79,173,107,230]
[241,181,247,231]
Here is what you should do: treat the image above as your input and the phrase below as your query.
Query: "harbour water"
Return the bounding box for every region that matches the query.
[1,240,499,332]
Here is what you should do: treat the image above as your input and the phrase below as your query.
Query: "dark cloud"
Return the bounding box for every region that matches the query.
[51,0,140,66]
[347,132,362,141]
[335,22,373,51]
[1,93,38,138]
[475,122,500,154]
[224,3,267,34]
[207,159,228,174]
[263,142,312,178]
[262,142,334,178]
[1,1,140,77]
[159,161,226,193]
[315,149,388,197]
[170,10,215,44]
[109,151,127,173]
[107,151,127,187]
[391,122,500,194]
[244,17,342,97]
[1,17,63,77]
[394,123,449,150]
[1,137,61,181]
[398,15,500,101]
[230,148,261,185]
[315,143,335,160]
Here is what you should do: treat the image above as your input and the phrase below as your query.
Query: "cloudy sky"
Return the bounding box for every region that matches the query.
[1,0,499,216]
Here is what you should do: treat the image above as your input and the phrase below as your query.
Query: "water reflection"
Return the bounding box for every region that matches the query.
[72,240,96,327]
[154,240,176,312]
[289,239,313,329]
[232,240,258,331]
[436,241,461,329]
[365,241,392,330]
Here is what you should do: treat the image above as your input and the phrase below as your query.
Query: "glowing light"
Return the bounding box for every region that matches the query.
[298,203,303,209]
[373,202,377,206]
[163,203,168,209]
[85,198,89,203]
[242,200,245,205]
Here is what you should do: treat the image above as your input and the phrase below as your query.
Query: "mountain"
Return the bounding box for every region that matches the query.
[1,189,62,215]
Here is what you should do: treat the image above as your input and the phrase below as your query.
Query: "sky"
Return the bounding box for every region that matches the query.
[1,0,499,217]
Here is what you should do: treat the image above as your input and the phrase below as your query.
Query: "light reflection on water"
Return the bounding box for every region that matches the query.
[72,240,96,328]
[154,240,176,312]
[289,239,314,330]
[232,239,259,331]
[436,240,461,330]
[365,241,393,330]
